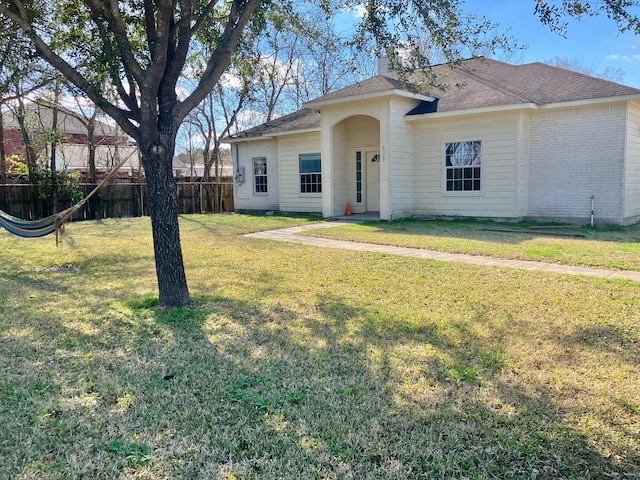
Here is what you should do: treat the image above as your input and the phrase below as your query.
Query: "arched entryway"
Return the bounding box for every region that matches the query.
[330,115,381,216]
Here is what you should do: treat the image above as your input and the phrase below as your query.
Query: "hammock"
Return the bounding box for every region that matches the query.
[0,152,132,244]
[0,209,59,238]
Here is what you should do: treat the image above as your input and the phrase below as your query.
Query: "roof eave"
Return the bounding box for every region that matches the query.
[221,127,321,143]
[405,102,538,121]
[538,93,640,110]
[263,127,321,138]
[305,89,435,109]
[405,94,640,121]
[221,135,270,144]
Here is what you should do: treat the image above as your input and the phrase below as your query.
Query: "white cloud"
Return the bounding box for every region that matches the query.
[220,71,244,90]
[349,5,367,18]
[236,109,267,131]
[606,54,640,62]
[176,86,190,101]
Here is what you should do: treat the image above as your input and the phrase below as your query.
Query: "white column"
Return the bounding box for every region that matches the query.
[321,120,334,218]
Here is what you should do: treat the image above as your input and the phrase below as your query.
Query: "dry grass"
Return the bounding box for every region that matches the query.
[0,213,639,479]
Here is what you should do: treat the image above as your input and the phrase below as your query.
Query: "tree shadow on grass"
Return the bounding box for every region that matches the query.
[1,282,638,478]
[125,292,639,477]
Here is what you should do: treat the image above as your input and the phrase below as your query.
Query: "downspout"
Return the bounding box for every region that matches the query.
[590,195,595,227]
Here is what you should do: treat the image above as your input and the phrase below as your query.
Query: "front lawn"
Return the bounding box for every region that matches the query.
[302,218,640,270]
[1,214,638,478]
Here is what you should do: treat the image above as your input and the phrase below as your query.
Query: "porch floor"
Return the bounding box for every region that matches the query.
[334,211,381,221]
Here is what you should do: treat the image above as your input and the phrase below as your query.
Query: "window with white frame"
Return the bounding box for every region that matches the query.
[445,141,482,192]
[299,153,321,193]
[253,157,267,194]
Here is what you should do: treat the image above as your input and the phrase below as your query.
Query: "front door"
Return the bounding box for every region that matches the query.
[366,151,380,211]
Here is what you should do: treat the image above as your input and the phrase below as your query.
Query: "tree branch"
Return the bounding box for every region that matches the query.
[175,0,260,122]
[83,0,145,85]
[144,0,158,52]
[143,0,175,92]
[190,0,220,35]
[0,1,140,141]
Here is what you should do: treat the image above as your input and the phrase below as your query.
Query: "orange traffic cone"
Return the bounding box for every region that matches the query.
[345,202,352,216]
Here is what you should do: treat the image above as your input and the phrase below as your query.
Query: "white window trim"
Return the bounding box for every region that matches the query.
[253,157,268,195]
[443,140,483,195]
[299,152,322,195]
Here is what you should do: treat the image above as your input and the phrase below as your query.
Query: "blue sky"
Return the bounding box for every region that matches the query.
[335,1,640,87]
[464,0,640,87]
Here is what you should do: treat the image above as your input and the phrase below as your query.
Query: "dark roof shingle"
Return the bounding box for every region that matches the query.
[229,109,320,139]
[427,58,640,112]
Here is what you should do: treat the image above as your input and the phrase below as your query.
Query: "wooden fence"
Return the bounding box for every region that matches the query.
[0,179,234,220]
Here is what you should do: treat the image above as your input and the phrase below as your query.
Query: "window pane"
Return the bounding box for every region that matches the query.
[444,141,481,192]
[253,157,267,194]
[300,154,321,193]
[299,153,321,173]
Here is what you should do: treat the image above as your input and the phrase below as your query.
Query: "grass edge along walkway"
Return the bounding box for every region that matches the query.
[244,221,640,282]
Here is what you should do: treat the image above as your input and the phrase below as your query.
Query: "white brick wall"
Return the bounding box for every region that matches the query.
[624,101,640,222]
[529,104,626,223]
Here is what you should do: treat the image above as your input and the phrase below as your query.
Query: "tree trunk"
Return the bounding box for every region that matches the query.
[140,140,190,307]
[87,119,96,183]
[15,96,41,217]
[49,92,60,214]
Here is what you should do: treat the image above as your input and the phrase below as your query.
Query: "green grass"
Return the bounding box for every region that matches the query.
[302,218,640,270]
[1,213,639,478]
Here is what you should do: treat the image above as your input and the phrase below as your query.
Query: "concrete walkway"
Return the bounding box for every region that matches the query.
[244,221,640,283]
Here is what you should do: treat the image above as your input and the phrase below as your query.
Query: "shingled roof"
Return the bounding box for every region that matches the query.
[226,109,320,140]
[227,57,640,139]
[306,75,410,103]
[421,57,640,113]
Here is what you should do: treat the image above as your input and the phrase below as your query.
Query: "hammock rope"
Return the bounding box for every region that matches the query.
[0,152,133,245]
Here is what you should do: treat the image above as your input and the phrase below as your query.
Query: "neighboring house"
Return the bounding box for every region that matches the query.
[224,57,640,225]
[172,147,234,179]
[2,101,139,175]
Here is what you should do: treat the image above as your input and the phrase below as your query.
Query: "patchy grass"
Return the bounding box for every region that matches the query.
[1,213,639,478]
[302,218,640,270]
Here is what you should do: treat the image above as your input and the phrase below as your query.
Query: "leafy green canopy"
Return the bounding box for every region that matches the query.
[0,0,513,141]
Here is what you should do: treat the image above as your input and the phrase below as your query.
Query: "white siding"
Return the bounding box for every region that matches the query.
[233,139,279,211]
[389,98,417,218]
[278,132,322,213]
[529,104,626,224]
[515,111,530,217]
[624,101,640,223]
[411,112,520,218]
[343,115,380,213]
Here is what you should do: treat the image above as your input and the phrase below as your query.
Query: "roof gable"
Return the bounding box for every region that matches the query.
[307,75,406,103]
